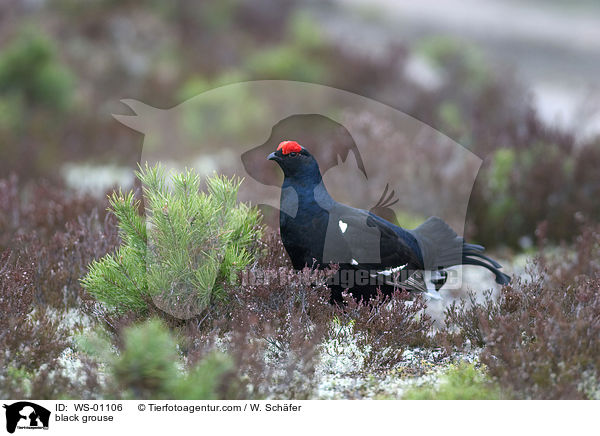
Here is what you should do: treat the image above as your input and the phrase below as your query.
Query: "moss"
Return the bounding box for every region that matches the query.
[402,363,503,400]
[5,366,35,397]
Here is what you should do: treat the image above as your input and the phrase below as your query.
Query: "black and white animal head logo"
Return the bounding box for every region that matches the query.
[3,402,50,434]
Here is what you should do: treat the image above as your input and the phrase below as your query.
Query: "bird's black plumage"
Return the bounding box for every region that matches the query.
[268,141,511,302]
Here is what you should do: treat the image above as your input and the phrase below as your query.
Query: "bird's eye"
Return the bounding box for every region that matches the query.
[288,152,298,157]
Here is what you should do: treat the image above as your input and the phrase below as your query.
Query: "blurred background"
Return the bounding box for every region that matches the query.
[1,0,599,250]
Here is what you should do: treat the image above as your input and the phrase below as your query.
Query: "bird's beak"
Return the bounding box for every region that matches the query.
[267,152,281,162]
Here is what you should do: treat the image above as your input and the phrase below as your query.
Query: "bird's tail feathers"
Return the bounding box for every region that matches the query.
[410,216,463,269]
[462,247,502,268]
[462,256,511,285]
[411,216,511,285]
[463,242,484,253]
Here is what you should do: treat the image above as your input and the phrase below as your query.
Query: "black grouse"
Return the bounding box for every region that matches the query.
[268,140,511,302]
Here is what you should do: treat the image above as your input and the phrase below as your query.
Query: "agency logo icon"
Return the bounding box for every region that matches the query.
[3,402,50,434]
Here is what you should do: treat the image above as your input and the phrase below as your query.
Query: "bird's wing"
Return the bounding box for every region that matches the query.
[329,205,423,270]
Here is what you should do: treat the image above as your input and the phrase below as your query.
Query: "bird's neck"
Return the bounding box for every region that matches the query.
[281,176,335,214]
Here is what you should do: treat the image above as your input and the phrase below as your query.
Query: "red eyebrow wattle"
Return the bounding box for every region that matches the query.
[277,140,303,155]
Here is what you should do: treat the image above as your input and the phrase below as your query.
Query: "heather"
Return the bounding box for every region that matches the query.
[1,170,599,400]
[440,223,600,399]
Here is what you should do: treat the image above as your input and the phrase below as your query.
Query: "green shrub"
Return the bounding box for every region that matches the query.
[107,319,232,399]
[418,36,490,93]
[0,27,74,112]
[287,10,325,51]
[112,319,180,398]
[402,363,503,400]
[176,72,268,150]
[81,164,261,317]
[245,42,328,83]
[243,9,327,83]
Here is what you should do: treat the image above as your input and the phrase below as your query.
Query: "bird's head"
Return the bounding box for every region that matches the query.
[268,140,322,184]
